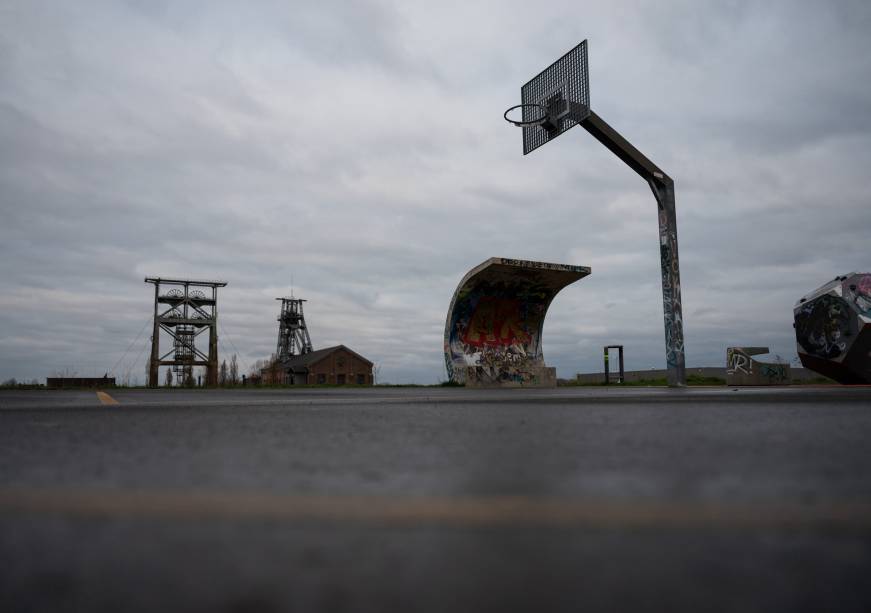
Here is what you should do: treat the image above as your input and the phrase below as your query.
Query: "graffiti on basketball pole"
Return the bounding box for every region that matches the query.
[659,209,684,367]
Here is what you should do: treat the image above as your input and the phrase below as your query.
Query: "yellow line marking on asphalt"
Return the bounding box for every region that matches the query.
[1,489,870,530]
[96,391,119,406]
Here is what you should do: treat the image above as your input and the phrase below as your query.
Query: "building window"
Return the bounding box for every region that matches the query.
[317,373,326,384]
[337,374,346,385]
[357,374,365,385]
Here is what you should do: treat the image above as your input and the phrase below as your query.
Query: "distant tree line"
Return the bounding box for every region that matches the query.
[218,354,240,386]
[1,378,43,389]
[246,354,283,385]
[156,354,245,388]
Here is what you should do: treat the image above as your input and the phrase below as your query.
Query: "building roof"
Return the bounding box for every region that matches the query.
[283,345,373,371]
[144,277,228,287]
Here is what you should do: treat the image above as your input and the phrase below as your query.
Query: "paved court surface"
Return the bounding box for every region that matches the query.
[1,386,870,612]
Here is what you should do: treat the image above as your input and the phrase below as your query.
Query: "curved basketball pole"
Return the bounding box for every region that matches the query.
[572,106,686,387]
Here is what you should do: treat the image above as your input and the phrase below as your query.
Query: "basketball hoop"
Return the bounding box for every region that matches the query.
[503,103,548,128]
[501,38,687,386]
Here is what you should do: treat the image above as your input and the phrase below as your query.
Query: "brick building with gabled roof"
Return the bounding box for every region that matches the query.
[263,345,374,385]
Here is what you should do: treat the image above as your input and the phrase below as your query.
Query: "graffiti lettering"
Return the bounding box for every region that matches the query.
[461,298,532,348]
[759,363,787,382]
[726,349,752,375]
[795,294,851,359]
[498,259,589,274]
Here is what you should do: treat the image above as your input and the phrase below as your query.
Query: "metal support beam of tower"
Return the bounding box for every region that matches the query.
[276,297,313,365]
[145,277,227,388]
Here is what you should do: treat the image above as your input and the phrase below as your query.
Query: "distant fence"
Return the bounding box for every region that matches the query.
[46,377,116,389]
[575,367,827,385]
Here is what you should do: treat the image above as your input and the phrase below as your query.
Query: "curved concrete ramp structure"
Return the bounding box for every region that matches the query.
[444,258,590,387]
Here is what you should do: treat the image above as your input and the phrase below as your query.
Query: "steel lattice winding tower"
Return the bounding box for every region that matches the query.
[276,298,313,363]
[173,325,196,382]
[145,278,227,387]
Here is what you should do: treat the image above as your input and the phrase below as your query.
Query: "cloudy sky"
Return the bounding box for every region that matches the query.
[1,0,869,384]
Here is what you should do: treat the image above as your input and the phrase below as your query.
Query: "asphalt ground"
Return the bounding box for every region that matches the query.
[1,386,870,612]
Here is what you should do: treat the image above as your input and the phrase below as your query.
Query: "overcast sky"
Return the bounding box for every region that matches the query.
[1,0,870,384]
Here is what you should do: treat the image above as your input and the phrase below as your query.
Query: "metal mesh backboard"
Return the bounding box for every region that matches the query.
[520,40,590,155]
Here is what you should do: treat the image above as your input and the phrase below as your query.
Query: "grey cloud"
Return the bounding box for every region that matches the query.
[124,0,422,75]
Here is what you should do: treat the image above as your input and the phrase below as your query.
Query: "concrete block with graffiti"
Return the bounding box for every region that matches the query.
[444,258,590,387]
[794,272,871,384]
[725,347,790,386]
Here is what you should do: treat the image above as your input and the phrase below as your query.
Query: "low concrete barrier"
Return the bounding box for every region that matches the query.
[575,367,826,385]
[46,377,116,389]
